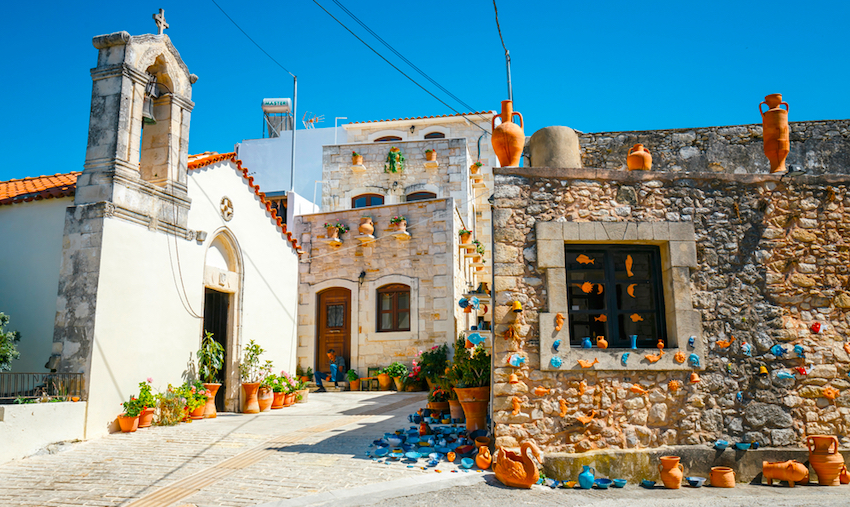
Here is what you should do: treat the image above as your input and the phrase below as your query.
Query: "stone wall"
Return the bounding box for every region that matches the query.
[576,120,850,175]
[491,167,850,454]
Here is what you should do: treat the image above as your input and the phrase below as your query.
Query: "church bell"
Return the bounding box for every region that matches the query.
[142,76,158,125]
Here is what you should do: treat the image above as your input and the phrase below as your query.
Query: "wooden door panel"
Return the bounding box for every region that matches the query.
[317,288,351,374]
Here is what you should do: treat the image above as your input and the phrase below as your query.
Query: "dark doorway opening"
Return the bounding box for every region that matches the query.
[204,288,230,411]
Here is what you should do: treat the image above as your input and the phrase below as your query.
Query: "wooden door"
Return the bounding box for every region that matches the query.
[203,289,230,411]
[316,288,351,373]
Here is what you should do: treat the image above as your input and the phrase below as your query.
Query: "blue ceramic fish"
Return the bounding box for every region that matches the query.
[458,298,469,308]
[688,353,700,368]
[621,352,630,365]
[736,391,744,403]
[776,371,795,379]
[771,344,787,357]
[508,354,526,367]
[688,336,696,348]
[550,356,562,368]
[467,332,485,347]
[553,339,561,351]
[741,342,752,357]
[794,344,805,359]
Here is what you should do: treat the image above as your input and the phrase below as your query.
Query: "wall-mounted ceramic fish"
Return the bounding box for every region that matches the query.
[508,354,527,367]
[576,410,596,425]
[559,399,568,417]
[534,387,551,396]
[717,336,734,348]
[630,314,644,323]
[576,254,595,265]
[577,358,599,368]
[625,255,634,277]
[823,387,839,400]
[630,385,647,394]
[593,315,607,322]
[467,332,485,347]
[688,353,700,368]
[644,350,664,363]
[511,397,522,416]
[555,313,565,331]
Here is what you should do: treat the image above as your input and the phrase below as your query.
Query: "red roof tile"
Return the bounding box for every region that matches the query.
[348,110,495,125]
[0,172,80,206]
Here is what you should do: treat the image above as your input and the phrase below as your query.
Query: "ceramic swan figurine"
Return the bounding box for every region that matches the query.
[494,441,543,489]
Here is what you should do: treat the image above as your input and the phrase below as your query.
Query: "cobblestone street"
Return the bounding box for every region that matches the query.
[0,392,435,506]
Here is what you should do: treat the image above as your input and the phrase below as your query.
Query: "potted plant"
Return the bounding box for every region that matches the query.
[269,372,286,409]
[425,149,437,162]
[383,362,408,391]
[458,228,472,244]
[427,387,450,411]
[154,385,184,426]
[385,146,405,173]
[417,344,448,392]
[471,240,483,262]
[137,379,156,428]
[197,330,224,418]
[258,359,275,412]
[377,368,393,391]
[294,378,309,403]
[239,340,265,413]
[359,216,375,236]
[448,335,491,432]
[280,371,297,406]
[436,366,462,421]
[324,221,349,241]
[352,151,363,165]
[347,369,360,391]
[470,161,483,175]
[390,216,407,233]
[118,395,143,433]
[186,381,209,420]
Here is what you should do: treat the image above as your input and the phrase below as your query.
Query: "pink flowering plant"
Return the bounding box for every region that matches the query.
[389,216,406,225]
[324,221,349,235]
[417,344,448,384]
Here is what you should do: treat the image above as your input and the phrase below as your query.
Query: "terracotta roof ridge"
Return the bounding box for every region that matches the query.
[0,171,82,184]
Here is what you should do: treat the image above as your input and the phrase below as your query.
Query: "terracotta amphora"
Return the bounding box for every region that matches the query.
[658,456,684,489]
[626,144,652,171]
[491,100,525,167]
[710,466,735,488]
[241,382,261,413]
[202,383,220,418]
[258,386,273,412]
[359,217,374,236]
[759,93,790,173]
[762,460,809,487]
[476,446,492,470]
[807,435,845,486]
[454,386,490,433]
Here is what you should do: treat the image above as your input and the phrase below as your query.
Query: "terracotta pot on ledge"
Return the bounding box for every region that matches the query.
[138,407,155,428]
[359,217,374,236]
[425,150,437,161]
[352,154,363,165]
[491,100,524,167]
[759,93,790,173]
[626,144,652,171]
[271,392,285,409]
[258,386,273,412]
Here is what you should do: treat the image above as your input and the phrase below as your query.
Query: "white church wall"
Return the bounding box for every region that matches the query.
[0,198,70,373]
[0,401,86,464]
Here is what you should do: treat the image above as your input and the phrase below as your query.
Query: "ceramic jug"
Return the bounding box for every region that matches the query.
[759,93,790,173]
[491,100,525,167]
[658,456,684,489]
[626,144,652,171]
[359,216,374,236]
[476,446,492,470]
[578,465,596,489]
[582,337,593,349]
[807,435,844,486]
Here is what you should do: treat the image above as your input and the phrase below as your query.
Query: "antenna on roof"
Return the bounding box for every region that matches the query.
[302,112,325,129]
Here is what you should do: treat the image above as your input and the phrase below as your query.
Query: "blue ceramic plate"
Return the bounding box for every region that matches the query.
[436,447,451,454]
[407,436,420,444]
[612,479,627,488]
[595,478,612,489]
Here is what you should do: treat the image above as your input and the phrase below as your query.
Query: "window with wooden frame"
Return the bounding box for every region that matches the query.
[406,191,437,202]
[374,136,402,142]
[424,132,445,139]
[352,193,384,208]
[565,245,667,349]
[377,284,411,332]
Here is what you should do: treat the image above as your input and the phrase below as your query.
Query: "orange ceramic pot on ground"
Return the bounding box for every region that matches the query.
[627,144,652,170]
[454,386,490,433]
[138,407,155,428]
[807,435,845,486]
[118,414,140,433]
[491,100,525,167]
[762,460,809,487]
[189,406,205,420]
[359,217,374,236]
[428,401,450,412]
[258,387,273,412]
[202,383,220,418]
[377,373,392,391]
[447,452,456,462]
[448,399,465,421]
[284,392,296,406]
[658,456,684,489]
[759,93,790,173]
[242,382,261,413]
[476,446,492,470]
[271,392,285,409]
[710,467,735,488]
[493,441,542,489]
[839,465,850,484]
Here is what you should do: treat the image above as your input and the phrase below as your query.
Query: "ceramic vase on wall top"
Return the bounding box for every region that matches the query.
[759,93,790,173]
[626,144,652,170]
[491,100,525,167]
[359,217,374,236]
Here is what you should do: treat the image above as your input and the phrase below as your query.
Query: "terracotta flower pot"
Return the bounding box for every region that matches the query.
[807,435,845,486]
[376,373,392,391]
[203,383,220,418]
[242,382,261,413]
[476,446,492,470]
[352,154,363,165]
[454,386,490,433]
[118,414,140,433]
[258,387,273,412]
[759,93,790,173]
[284,392,296,406]
[763,460,809,487]
[350,379,361,391]
[359,217,374,236]
[296,388,309,403]
[393,219,407,233]
[272,392,285,409]
[326,226,339,240]
[448,399,465,420]
[491,100,524,167]
[393,376,404,391]
[658,456,684,489]
[425,150,437,161]
[138,407,155,428]
[470,163,481,175]
[427,401,450,412]
[189,406,205,420]
[627,144,652,171]
[710,467,735,488]
[459,232,471,244]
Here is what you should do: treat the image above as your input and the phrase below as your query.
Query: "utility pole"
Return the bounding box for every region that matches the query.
[290,76,297,191]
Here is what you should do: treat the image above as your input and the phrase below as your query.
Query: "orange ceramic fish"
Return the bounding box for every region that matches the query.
[674,350,686,363]
[844,342,850,355]
[511,396,522,416]
[503,326,517,342]
[657,339,665,351]
[559,398,568,417]
[630,314,644,323]
[555,313,565,332]
[576,254,595,265]
[625,255,634,277]
[534,387,550,396]
[627,284,637,298]
[576,410,596,425]
[630,385,647,395]
[579,281,594,294]
[824,387,839,400]
[579,380,587,395]
[593,315,607,322]
[717,336,735,348]
[577,358,599,368]
[644,350,664,363]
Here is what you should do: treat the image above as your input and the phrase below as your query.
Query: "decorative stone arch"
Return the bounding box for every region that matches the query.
[202,228,244,412]
[403,183,440,200]
[420,126,449,139]
[368,129,408,142]
[303,278,361,372]
[367,274,420,341]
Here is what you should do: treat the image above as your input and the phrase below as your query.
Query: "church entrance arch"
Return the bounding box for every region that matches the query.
[202,231,242,412]
[316,288,351,377]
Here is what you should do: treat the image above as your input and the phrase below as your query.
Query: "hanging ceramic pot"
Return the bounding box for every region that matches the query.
[491,100,525,167]
[807,435,845,486]
[626,144,652,171]
[658,456,684,489]
[759,93,790,173]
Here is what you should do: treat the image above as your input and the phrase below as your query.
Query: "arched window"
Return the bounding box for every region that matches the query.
[374,136,402,142]
[352,193,384,208]
[424,132,445,139]
[406,191,437,202]
[377,284,411,332]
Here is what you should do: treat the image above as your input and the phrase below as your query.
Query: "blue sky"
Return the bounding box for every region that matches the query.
[2,1,848,182]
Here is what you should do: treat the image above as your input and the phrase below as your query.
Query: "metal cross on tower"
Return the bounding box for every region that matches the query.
[153,9,169,35]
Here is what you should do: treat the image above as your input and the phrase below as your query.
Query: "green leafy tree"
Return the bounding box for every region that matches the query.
[0,313,21,372]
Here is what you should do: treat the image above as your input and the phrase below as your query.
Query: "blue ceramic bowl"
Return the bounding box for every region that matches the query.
[595,478,612,489]
[714,440,729,450]
[612,479,627,488]
[429,452,441,460]
[405,451,421,460]
[686,476,706,488]
[374,448,389,457]
[460,457,474,469]
[640,480,656,489]
[735,442,751,451]
[407,436,420,444]
[386,437,402,447]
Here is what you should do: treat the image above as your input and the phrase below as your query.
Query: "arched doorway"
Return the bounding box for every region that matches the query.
[316,288,351,377]
[203,232,242,412]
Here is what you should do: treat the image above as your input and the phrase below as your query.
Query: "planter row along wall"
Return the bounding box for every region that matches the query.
[491,167,850,456]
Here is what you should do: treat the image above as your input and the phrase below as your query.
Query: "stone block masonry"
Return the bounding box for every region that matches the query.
[491,166,850,454]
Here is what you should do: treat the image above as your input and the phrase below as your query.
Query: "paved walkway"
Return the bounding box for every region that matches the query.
[0,392,433,507]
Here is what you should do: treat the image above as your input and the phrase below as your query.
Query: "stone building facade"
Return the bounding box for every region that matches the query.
[492,121,850,455]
